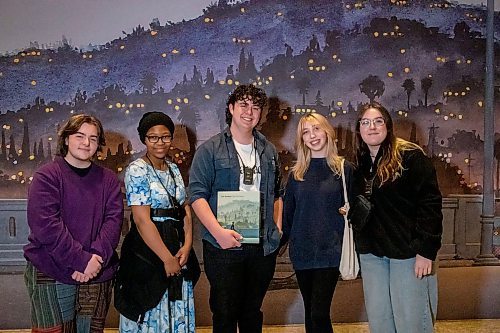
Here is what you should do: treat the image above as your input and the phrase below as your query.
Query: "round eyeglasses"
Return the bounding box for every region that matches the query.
[359,117,385,128]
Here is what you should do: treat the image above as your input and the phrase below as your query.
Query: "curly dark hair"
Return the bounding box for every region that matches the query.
[225,84,268,125]
[57,114,106,157]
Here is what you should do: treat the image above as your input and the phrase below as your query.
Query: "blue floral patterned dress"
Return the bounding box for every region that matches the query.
[120,158,196,333]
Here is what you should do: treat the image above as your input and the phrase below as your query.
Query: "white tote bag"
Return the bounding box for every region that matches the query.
[339,159,360,280]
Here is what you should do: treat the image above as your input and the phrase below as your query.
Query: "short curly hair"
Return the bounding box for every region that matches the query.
[225,84,267,126]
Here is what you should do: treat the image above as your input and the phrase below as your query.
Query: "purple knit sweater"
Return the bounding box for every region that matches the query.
[24,157,124,284]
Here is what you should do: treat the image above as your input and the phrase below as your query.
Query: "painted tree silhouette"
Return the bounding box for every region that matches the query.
[359,75,385,103]
[402,78,415,109]
[139,72,158,95]
[421,77,433,107]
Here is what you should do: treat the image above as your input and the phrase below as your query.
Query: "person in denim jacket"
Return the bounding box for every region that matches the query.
[189,85,282,333]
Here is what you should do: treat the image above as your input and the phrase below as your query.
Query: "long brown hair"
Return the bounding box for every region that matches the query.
[57,114,106,157]
[292,113,343,181]
[354,102,423,185]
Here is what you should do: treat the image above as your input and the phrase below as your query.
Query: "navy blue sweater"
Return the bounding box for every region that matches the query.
[282,158,353,270]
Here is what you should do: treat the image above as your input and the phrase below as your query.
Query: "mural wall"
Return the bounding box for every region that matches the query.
[0,0,499,198]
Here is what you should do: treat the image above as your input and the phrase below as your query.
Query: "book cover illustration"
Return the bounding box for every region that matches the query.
[217,191,261,244]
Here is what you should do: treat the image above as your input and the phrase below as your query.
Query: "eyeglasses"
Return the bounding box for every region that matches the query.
[359,117,385,128]
[146,135,172,143]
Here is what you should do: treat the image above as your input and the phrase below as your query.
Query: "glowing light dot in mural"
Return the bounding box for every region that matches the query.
[227,79,234,85]
[454,92,459,96]
[400,49,406,54]
[444,116,449,120]
[373,32,379,37]
[337,101,343,106]
[283,115,288,120]
[18,149,22,155]
[308,59,314,64]
[189,48,195,54]
[345,4,351,9]
[89,54,93,59]
[174,105,180,111]
[31,80,37,86]
[11,175,16,180]
[13,58,19,63]
[12,161,18,165]
[258,81,263,86]
[308,66,314,71]
[450,113,455,117]
[467,59,472,64]
[219,80,225,85]
[83,54,87,59]
[117,167,123,172]
[29,155,35,161]
[116,103,122,108]
[435,108,440,114]
[108,105,113,109]
[141,104,145,108]
[120,45,125,50]
[167,99,173,104]
[458,114,463,120]
[290,75,295,79]
[204,17,211,23]
[314,17,318,22]
[48,58,53,62]
[150,31,158,36]
[448,92,452,96]
[478,101,483,107]
[161,53,167,58]
[320,18,325,23]
[240,7,245,13]
[277,12,283,16]
[383,32,388,36]
[176,97,181,103]
[183,98,189,104]
[18,171,23,177]
[18,118,23,123]
[387,72,393,77]
[172,49,179,54]
[102,68,108,73]
[331,112,337,117]
[48,137,52,141]
[235,81,240,85]
[404,67,410,73]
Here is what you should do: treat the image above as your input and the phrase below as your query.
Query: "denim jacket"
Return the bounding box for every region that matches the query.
[188,128,282,256]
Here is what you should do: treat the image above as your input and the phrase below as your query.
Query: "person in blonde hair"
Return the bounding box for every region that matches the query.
[352,102,442,333]
[281,113,353,333]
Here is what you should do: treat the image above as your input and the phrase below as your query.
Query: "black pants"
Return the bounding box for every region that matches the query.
[203,241,277,333]
[295,267,340,333]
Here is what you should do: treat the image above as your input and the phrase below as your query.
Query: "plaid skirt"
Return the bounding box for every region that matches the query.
[24,262,113,333]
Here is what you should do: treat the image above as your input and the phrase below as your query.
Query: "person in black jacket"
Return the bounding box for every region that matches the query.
[352,102,443,333]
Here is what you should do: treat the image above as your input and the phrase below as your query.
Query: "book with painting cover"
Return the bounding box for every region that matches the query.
[217,190,261,244]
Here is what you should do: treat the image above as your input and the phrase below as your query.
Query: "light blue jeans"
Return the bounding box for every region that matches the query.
[359,253,438,333]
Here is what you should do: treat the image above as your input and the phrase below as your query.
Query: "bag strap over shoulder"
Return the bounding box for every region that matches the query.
[340,158,349,209]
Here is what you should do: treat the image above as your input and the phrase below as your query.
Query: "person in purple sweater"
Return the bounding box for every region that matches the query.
[282,113,353,333]
[23,114,124,333]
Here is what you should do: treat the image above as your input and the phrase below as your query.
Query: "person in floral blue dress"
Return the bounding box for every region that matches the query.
[117,112,196,333]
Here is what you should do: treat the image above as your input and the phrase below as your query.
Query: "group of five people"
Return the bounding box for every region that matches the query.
[24,84,442,333]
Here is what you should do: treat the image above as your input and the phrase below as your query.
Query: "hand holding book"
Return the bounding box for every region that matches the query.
[214,227,243,249]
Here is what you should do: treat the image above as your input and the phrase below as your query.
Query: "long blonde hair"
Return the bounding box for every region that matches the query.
[354,102,424,185]
[292,113,343,181]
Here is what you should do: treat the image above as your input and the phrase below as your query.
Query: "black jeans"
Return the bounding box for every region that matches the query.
[203,241,277,333]
[295,267,340,333]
